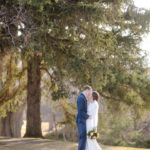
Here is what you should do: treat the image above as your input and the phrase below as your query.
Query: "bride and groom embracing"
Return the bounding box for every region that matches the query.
[76,85,102,150]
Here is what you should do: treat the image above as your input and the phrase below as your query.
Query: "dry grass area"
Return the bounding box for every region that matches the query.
[0,137,150,150]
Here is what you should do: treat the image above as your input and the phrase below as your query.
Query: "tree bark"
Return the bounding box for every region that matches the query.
[24,56,42,138]
[0,105,25,137]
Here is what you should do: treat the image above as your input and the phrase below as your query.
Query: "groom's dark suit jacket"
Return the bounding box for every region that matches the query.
[76,93,89,124]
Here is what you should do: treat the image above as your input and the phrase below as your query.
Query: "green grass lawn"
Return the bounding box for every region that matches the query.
[0,137,150,150]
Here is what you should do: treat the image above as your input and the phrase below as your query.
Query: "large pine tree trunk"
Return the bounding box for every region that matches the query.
[0,105,25,137]
[24,56,42,138]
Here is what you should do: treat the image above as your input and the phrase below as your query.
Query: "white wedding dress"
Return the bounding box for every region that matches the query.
[85,101,102,150]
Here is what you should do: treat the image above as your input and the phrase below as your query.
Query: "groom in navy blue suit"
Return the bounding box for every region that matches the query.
[76,85,92,150]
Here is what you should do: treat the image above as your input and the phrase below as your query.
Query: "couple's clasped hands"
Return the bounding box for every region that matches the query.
[89,115,92,119]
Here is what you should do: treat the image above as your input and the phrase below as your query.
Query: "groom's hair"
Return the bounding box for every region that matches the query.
[83,85,92,91]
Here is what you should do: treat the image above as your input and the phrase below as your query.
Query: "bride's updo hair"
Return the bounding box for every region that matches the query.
[92,91,100,101]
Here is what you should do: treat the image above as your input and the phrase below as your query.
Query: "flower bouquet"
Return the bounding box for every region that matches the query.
[87,130,100,139]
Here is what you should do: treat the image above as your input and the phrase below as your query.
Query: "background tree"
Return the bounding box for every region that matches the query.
[0,53,26,137]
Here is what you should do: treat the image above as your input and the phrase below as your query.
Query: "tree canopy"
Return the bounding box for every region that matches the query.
[1,0,150,107]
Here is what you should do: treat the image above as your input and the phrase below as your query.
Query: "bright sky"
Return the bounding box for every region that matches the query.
[134,0,150,66]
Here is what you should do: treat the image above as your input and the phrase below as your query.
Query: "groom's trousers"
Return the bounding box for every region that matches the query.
[77,122,87,150]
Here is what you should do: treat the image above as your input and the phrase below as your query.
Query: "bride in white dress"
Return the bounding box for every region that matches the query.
[85,91,102,150]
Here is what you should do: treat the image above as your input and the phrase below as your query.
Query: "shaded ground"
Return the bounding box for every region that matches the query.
[0,137,150,150]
